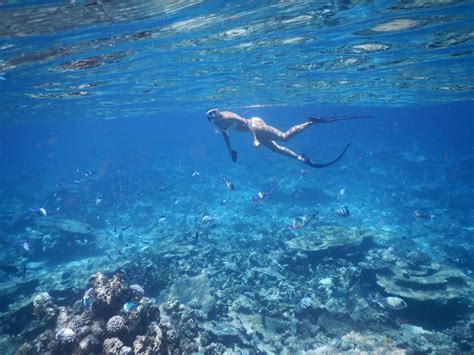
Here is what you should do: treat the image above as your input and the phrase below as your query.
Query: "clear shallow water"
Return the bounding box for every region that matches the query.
[1,0,474,122]
[0,1,473,354]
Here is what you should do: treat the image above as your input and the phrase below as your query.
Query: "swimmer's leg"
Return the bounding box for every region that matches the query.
[259,122,313,142]
[262,140,306,162]
[279,121,313,141]
[309,115,371,124]
[263,140,351,169]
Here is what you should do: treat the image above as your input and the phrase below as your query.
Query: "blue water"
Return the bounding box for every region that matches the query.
[0,1,473,354]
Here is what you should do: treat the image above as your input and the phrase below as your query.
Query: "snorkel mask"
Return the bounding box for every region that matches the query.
[206,108,219,121]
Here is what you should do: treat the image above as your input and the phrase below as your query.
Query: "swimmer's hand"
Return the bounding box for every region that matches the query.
[253,139,261,149]
[231,150,238,162]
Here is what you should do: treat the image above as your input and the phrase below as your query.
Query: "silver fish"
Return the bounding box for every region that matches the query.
[381,296,407,310]
[30,207,47,217]
[225,178,235,191]
[22,241,31,252]
[370,293,407,310]
[337,187,346,200]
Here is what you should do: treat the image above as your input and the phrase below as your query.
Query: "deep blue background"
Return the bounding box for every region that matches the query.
[1,102,472,182]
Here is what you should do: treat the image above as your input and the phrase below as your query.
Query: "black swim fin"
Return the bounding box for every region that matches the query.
[309,115,371,124]
[303,143,350,169]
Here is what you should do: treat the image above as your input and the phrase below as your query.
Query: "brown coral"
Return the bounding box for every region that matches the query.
[106,315,127,334]
[103,337,124,355]
[133,322,163,354]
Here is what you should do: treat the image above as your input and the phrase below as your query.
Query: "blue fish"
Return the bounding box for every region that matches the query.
[123,301,138,313]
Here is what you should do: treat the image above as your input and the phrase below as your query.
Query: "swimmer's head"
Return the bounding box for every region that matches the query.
[206,108,219,121]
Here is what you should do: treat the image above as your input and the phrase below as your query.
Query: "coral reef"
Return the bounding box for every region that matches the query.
[37,218,98,262]
[5,201,474,355]
[106,315,127,335]
[129,284,145,301]
[286,225,372,252]
[78,334,101,353]
[345,330,405,354]
[33,292,58,324]
[39,218,93,236]
[13,271,229,354]
[376,260,474,302]
[88,272,127,317]
[55,327,76,344]
[133,322,162,354]
[103,337,125,354]
[15,273,165,355]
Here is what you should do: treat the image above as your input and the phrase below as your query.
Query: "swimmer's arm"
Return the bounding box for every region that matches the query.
[221,130,238,162]
[248,121,261,148]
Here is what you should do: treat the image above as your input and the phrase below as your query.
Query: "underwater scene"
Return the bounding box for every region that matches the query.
[0,1,473,354]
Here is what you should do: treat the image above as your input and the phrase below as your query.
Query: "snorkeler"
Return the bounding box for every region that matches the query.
[206,108,361,168]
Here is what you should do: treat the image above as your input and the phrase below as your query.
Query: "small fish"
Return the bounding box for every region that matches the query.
[158,216,167,223]
[220,198,230,206]
[121,225,131,232]
[288,215,314,230]
[84,170,97,178]
[413,210,435,220]
[445,256,469,267]
[95,198,103,205]
[369,293,407,310]
[225,178,235,191]
[201,215,216,223]
[334,206,350,217]
[337,187,346,200]
[30,207,47,217]
[191,171,201,177]
[292,188,303,198]
[122,301,138,313]
[300,169,310,176]
[0,264,19,274]
[114,226,117,234]
[270,259,283,272]
[251,190,272,203]
[22,240,32,252]
[381,296,408,310]
[74,180,81,185]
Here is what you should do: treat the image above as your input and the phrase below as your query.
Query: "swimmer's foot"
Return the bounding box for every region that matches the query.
[253,139,261,149]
